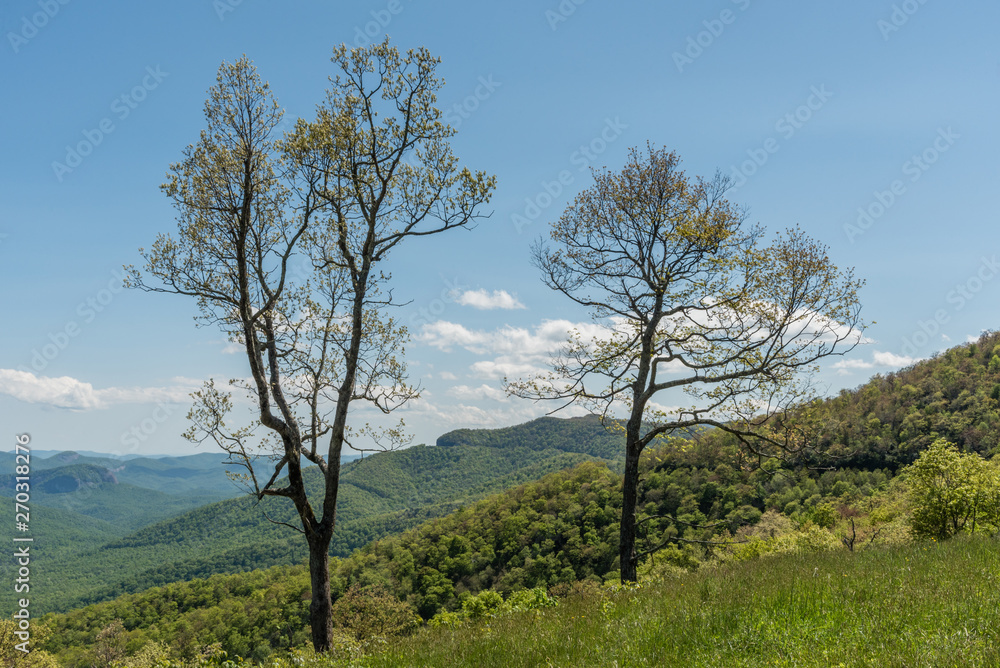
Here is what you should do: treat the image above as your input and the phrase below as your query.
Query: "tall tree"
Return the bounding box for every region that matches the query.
[126,40,494,650]
[509,145,864,582]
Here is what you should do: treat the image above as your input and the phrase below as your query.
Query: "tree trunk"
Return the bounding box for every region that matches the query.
[619,440,641,583]
[307,535,334,651]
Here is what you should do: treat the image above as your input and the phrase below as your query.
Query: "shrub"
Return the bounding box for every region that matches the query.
[461,590,504,620]
[429,587,556,627]
[904,438,1000,540]
[331,584,420,643]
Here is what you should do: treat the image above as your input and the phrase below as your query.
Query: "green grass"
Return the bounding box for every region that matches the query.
[342,536,1000,667]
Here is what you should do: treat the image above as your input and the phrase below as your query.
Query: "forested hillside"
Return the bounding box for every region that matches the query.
[0,464,222,530]
[23,334,1000,664]
[794,331,1000,468]
[436,414,627,459]
[10,416,627,616]
[36,448,889,663]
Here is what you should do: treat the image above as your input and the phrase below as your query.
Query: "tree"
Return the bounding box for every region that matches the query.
[509,145,865,582]
[94,619,126,667]
[906,438,1000,540]
[126,40,494,651]
[0,621,59,668]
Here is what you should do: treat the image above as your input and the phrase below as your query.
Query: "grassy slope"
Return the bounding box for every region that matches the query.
[358,536,1000,668]
[44,535,999,666]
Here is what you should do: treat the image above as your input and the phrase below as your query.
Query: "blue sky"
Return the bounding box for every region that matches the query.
[2,0,999,456]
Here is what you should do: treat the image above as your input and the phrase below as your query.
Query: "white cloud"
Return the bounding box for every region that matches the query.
[419,318,607,381]
[418,319,611,358]
[645,400,685,418]
[872,351,917,367]
[439,371,458,381]
[399,394,571,430]
[419,318,678,384]
[418,321,492,353]
[454,289,526,310]
[470,359,546,380]
[0,370,197,410]
[447,383,510,402]
[831,350,918,375]
[0,370,103,409]
[832,358,875,375]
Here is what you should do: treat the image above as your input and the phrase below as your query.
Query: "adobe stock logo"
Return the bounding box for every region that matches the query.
[351,0,412,47]
[877,0,931,41]
[213,0,246,21]
[511,117,628,234]
[900,255,1000,358]
[545,0,587,31]
[844,127,958,244]
[672,0,752,73]
[20,270,125,373]
[729,85,833,191]
[442,75,501,130]
[7,0,70,54]
[52,66,169,182]
[120,403,176,451]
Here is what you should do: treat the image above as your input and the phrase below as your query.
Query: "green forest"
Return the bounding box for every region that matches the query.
[2,417,622,617]
[6,3,996,667]
[9,332,1000,666]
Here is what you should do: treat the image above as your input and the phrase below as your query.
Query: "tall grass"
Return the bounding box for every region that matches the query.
[334,536,1000,667]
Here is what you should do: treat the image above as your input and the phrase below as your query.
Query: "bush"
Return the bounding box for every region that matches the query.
[331,584,420,643]
[461,590,504,620]
[904,438,1000,540]
[429,587,557,627]
[122,641,172,667]
[808,501,838,529]
[503,587,557,612]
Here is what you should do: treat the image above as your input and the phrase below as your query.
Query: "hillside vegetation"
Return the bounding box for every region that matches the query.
[436,414,628,459]
[335,536,1000,668]
[806,331,1000,468]
[0,464,221,531]
[21,334,1000,664]
[13,417,625,616]
[37,450,892,664]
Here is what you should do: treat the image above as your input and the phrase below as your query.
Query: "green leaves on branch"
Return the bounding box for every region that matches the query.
[512,144,866,453]
[904,438,1000,540]
[126,38,496,652]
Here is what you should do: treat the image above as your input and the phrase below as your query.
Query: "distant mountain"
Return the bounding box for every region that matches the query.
[437,413,626,459]
[11,417,624,615]
[0,463,222,531]
[0,451,245,499]
[0,450,362,497]
[3,449,148,459]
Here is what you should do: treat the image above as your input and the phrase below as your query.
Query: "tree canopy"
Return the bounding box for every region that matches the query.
[126,39,494,650]
[510,144,866,581]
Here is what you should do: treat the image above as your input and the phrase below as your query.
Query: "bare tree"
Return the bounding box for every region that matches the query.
[126,40,494,650]
[508,145,865,582]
